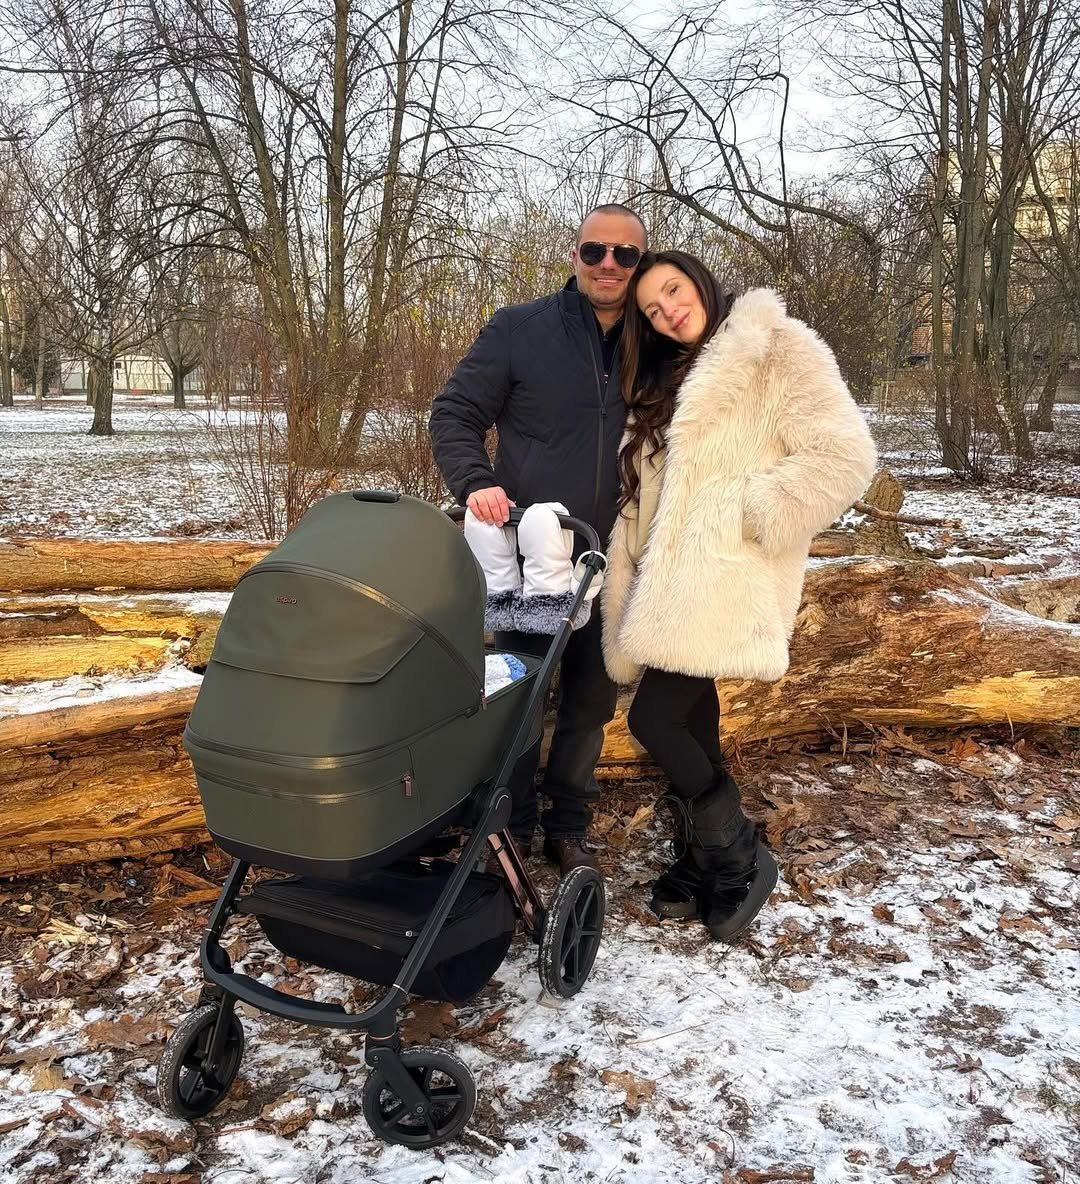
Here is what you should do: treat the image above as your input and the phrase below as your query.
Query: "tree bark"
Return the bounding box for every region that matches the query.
[1029,320,1061,433]
[0,595,220,681]
[172,363,186,409]
[88,354,115,436]
[0,539,273,593]
[601,557,1080,760]
[0,717,206,877]
[931,0,952,459]
[338,0,413,461]
[0,533,878,596]
[33,314,47,409]
[992,574,1080,624]
[0,278,13,408]
[3,559,1079,877]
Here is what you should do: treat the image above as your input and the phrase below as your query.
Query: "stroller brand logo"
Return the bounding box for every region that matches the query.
[275,595,298,605]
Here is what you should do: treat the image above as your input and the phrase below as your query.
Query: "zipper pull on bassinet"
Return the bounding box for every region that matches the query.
[402,773,413,797]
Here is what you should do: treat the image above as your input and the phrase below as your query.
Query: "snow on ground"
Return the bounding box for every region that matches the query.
[0,397,257,538]
[0,742,1077,1184]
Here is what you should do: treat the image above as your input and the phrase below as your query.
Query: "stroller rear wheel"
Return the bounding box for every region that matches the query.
[362,1047,476,1148]
[538,866,606,998]
[157,1004,245,1120]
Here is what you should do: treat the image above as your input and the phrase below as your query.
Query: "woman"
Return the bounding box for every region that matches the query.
[601,251,876,941]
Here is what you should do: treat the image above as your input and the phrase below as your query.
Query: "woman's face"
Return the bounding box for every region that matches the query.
[636,263,707,346]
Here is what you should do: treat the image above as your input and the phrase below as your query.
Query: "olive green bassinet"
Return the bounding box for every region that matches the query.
[184,491,540,878]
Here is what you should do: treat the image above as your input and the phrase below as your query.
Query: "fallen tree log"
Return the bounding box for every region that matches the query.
[602,558,1080,762]
[0,538,273,593]
[2,532,887,593]
[0,596,222,682]
[3,558,1079,877]
[991,574,1080,623]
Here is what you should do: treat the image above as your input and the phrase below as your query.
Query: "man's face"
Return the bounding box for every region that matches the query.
[570,212,647,318]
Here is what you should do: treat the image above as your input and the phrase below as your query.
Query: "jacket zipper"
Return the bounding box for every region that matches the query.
[589,336,606,527]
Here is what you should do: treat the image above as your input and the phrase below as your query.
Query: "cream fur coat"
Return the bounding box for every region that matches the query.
[601,288,877,686]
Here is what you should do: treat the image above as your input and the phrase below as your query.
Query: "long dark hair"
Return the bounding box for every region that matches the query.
[617,251,737,513]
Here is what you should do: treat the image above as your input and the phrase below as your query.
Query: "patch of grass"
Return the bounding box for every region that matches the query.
[1036,1082,1080,1124]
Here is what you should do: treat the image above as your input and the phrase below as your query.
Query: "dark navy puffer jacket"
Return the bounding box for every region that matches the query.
[428,278,627,547]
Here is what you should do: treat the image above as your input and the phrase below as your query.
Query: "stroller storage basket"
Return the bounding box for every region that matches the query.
[240,864,516,1003]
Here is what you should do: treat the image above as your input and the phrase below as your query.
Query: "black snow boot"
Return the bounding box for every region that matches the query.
[688,773,777,942]
[649,795,703,920]
[650,774,777,940]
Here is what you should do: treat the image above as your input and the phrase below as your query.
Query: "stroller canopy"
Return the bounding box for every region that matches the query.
[216,491,485,701]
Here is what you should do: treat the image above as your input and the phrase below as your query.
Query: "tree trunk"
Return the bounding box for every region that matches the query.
[992,574,1080,624]
[33,315,47,409]
[88,354,115,436]
[4,559,1080,877]
[1029,321,1061,433]
[317,0,350,453]
[931,0,952,461]
[602,558,1080,759]
[0,531,896,596]
[338,0,413,462]
[0,538,273,593]
[172,363,186,409]
[0,595,220,681]
[0,279,13,408]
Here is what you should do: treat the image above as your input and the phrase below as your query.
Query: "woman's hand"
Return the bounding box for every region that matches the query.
[467,485,515,525]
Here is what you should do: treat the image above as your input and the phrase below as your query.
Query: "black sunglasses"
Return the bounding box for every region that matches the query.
[578,241,642,269]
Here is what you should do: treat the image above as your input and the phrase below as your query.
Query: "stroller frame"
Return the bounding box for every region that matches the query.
[159,505,608,1148]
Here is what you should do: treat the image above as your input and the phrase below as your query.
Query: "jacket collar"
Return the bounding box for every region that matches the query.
[561,275,626,339]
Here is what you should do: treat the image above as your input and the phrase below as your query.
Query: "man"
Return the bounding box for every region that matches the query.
[428,204,648,873]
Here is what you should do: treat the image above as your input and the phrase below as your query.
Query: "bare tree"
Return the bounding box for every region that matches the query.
[0,0,180,434]
[777,0,1080,473]
[550,4,883,325]
[139,0,533,525]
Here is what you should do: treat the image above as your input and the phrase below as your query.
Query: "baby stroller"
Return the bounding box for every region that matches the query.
[156,491,608,1149]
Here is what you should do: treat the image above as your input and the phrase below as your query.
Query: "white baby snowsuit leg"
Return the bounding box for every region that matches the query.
[464,509,521,632]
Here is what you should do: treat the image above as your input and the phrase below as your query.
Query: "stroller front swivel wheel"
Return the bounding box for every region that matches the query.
[157,1004,245,1120]
[539,865,606,998]
[362,1047,476,1148]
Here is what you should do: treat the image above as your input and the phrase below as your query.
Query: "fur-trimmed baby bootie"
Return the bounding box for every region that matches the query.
[510,503,591,633]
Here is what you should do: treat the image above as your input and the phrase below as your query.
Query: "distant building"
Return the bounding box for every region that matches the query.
[60,354,205,396]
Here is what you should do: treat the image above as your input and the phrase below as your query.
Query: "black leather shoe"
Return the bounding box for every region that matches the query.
[542,834,599,874]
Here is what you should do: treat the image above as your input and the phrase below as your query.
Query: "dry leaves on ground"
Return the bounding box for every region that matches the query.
[599,1069,656,1113]
[894,1150,959,1180]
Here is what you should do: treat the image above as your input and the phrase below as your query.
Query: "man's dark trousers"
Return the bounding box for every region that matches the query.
[496,610,617,841]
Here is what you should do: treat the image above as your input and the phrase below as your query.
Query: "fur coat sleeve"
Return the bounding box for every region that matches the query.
[742,322,878,556]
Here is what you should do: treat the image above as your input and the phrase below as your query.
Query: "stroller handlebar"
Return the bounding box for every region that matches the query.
[446,505,602,554]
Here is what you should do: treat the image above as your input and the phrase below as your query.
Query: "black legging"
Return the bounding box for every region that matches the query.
[626,667,726,800]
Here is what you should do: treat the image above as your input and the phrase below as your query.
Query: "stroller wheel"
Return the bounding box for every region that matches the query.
[539,866,606,998]
[156,1004,245,1120]
[363,1047,476,1148]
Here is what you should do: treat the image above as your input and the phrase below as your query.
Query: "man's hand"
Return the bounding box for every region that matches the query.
[467,485,515,525]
